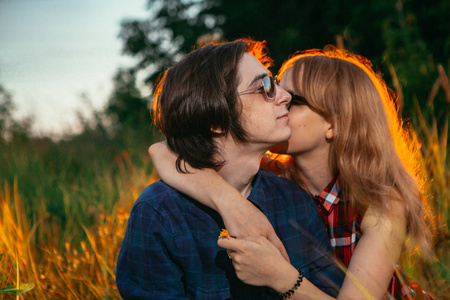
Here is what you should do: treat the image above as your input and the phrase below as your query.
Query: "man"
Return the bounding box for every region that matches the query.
[116,39,343,299]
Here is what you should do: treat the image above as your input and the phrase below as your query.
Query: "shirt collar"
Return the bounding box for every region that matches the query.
[246,168,267,212]
[315,174,341,213]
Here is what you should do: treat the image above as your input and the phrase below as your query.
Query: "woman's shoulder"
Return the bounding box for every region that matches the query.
[360,201,407,236]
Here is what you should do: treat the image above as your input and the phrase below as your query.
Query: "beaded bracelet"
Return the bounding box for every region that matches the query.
[279,268,304,299]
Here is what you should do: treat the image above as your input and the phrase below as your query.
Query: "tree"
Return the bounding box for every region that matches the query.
[103,68,159,154]
[0,84,14,141]
[0,84,30,143]
[118,0,449,126]
[119,0,222,85]
[105,68,152,133]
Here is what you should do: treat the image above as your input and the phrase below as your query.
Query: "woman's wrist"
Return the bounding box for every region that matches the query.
[212,185,245,214]
[278,268,304,298]
[272,264,302,294]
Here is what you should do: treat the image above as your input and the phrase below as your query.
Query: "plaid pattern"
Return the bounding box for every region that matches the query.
[116,169,344,299]
[314,175,363,267]
[314,174,401,298]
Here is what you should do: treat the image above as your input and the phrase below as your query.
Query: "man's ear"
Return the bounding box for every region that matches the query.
[211,127,224,135]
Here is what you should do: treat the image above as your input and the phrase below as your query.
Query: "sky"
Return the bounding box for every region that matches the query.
[0,0,150,136]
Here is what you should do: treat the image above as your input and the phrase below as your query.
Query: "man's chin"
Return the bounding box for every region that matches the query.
[270,142,288,154]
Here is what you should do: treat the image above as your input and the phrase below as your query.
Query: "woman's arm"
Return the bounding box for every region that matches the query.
[148,141,289,261]
[338,205,407,299]
[218,236,335,300]
[217,205,407,300]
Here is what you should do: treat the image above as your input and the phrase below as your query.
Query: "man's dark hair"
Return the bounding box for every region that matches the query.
[153,39,272,172]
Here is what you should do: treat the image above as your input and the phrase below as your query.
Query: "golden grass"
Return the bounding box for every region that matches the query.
[399,108,449,298]
[0,118,447,300]
[0,154,155,299]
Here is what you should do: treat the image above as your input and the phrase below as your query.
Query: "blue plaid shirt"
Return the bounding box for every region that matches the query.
[116,169,344,299]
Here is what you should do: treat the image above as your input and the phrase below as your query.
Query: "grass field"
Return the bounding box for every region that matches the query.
[0,107,448,299]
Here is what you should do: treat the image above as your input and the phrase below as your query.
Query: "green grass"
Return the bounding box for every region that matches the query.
[0,104,448,299]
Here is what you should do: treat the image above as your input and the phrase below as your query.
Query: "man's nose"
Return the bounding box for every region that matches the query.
[275,85,291,107]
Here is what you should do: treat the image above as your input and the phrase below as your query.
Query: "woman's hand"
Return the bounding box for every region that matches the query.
[218,236,296,291]
[218,236,336,300]
[217,197,290,263]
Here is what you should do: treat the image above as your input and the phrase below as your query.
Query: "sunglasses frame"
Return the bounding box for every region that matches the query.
[238,75,277,100]
[288,91,309,110]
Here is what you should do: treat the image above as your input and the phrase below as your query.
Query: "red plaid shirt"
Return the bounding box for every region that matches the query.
[314,174,407,299]
[313,174,364,267]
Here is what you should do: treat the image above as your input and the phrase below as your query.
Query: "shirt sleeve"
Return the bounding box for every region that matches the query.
[303,198,345,297]
[116,200,189,299]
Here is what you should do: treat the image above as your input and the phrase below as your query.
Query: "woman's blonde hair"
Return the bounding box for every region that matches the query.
[278,46,432,254]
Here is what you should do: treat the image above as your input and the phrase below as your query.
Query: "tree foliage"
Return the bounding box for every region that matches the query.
[0,84,30,143]
[0,84,15,141]
[105,68,153,134]
[118,0,449,127]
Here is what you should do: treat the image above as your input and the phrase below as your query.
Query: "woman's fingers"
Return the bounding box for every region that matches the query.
[217,235,290,287]
[221,200,290,262]
[217,235,245,252]
[218,235,276,252]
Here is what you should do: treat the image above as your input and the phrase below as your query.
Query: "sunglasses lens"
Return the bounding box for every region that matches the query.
[263,76,276,99]
[288,92,309,109]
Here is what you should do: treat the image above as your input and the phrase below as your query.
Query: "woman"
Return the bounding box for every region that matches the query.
[148,47,432,299]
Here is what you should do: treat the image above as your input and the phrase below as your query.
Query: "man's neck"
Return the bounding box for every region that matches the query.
[215,137,266,198]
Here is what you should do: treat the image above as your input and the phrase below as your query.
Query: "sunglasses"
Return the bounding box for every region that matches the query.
[238,75,278,100]
[288,91,309,110]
